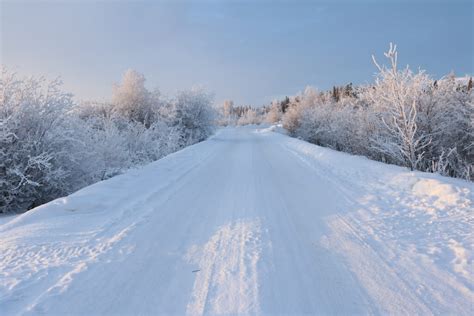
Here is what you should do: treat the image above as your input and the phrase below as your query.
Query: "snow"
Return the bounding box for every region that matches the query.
[412,178,461,208]
[0,126,472,315]
[185,218,261,315]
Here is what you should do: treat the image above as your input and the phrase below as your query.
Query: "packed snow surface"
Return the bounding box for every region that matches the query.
[1,126,472,315]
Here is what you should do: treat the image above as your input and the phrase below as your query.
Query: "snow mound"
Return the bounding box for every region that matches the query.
[412,179,461,209]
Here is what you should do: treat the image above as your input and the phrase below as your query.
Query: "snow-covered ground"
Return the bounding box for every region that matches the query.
[0,126,472,315]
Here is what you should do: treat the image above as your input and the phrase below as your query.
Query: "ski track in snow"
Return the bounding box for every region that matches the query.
[0,126,472,315]
[185,218,261,315]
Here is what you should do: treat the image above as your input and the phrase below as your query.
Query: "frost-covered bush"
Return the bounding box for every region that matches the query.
[0,70,75,212]
[1,69,215,213]
[419,75,473,178]
[164,88,215,146]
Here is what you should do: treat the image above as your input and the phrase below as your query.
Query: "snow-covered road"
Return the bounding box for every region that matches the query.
[1,126,473,315]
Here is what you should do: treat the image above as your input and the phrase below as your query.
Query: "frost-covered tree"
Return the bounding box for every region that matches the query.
[265,100,282,123]
[112,69,155,126]
[364,43,432,170]
[218,100,235,126]
[280,96,290,113]
[282,87,318,135]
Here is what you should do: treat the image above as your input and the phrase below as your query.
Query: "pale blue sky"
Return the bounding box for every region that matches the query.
[1,0,472,105]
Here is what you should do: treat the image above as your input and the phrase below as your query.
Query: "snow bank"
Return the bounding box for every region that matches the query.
[412,178,461,209]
